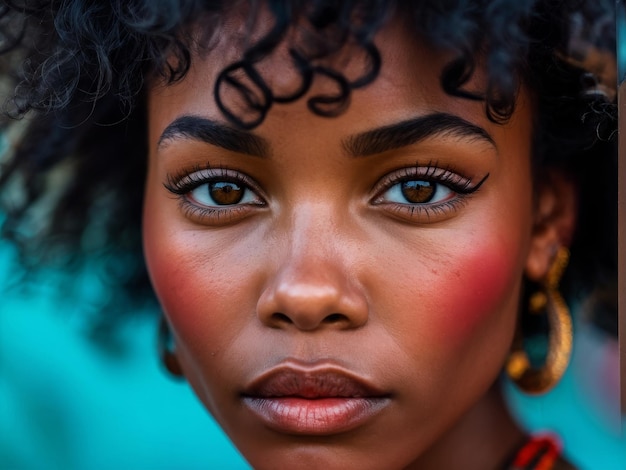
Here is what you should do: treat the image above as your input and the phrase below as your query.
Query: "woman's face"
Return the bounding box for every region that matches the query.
[143,17,536,470]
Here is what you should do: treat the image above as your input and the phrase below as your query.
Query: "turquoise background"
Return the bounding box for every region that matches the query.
[0,240,250,469]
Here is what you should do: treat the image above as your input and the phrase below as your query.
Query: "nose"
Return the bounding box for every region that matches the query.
[257,234,368,332]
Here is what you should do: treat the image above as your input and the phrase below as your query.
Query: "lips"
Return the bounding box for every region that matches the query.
[241,364,390,435]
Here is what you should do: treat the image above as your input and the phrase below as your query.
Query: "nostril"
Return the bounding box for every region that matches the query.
[324,313,346,324]
[269,311,348,328]
[271,312,293,325]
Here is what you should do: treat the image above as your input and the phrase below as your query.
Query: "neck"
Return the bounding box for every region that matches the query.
[406,383,526,470]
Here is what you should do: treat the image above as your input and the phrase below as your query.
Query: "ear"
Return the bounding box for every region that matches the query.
[525,170,578,281]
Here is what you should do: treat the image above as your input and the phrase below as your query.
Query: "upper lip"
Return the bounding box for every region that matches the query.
[242,363,388,399]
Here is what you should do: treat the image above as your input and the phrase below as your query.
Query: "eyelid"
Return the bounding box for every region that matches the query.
[370,163,489,222]
[164,166,265,200]
[163,165,267,224]
[371,164,487,201]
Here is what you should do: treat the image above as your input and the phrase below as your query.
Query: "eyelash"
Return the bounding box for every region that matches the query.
[371,163,489,220]
[164,165,265,223]
[164,162,488,224]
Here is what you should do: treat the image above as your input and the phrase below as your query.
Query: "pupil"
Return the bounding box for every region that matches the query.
[209,182,244,205]
[401,180,435,203]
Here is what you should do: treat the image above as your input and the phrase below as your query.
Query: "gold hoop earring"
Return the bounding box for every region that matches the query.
[506,247,573,394]
[158,316,184,378]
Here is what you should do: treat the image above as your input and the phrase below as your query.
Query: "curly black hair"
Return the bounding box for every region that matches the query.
[0,0,617,343]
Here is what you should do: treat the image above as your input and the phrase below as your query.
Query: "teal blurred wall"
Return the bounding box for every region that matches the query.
[0,240,249,469]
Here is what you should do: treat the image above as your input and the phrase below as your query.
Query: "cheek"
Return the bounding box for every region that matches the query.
[402,230,525,351]
[147,250,211,332]
[145,240,243,347]
[434,245,519,341]
[143,195,235,351]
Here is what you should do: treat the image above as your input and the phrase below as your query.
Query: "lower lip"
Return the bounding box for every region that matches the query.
[242,396,390,435]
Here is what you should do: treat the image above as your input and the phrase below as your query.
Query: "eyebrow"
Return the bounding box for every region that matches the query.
[157,112,495,159]
[343,113,496,157]
[157,115,270,157]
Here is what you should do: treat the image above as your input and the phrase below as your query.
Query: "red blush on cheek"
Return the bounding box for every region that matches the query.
[427,244,520,343]
[144,244,215,337]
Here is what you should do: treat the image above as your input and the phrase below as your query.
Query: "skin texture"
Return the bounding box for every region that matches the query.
[143,15,570,470]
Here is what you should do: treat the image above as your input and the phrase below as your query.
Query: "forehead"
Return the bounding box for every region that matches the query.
[147,10,528,149]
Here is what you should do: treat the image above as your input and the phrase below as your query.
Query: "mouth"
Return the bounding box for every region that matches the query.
[241,363,391,435]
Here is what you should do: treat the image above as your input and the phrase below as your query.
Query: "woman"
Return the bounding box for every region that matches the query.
[0,1,617,468]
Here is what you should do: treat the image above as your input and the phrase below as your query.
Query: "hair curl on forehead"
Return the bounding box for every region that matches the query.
[0,0,617,341]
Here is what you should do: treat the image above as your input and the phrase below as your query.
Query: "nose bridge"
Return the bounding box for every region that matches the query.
[257,203,368,331]
[280,198,349,267]
[290,201,340,252]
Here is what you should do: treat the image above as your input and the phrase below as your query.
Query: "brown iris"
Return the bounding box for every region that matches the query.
[209,181,244,205]
[401,180,435,203]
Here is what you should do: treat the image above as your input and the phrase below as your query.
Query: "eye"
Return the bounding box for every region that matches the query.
[371,164,489,222]
[164,167,266,224]
[190,180,260,207]
[382,180,453,205]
